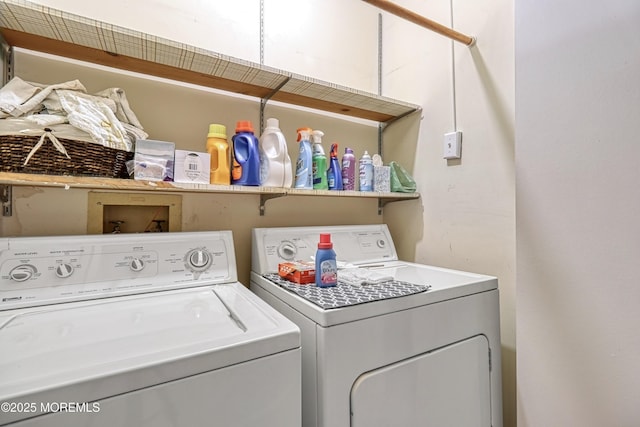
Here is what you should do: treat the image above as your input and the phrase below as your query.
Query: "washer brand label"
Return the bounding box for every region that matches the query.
[2,296,22,302]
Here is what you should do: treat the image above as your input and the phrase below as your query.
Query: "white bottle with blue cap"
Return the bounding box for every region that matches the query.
[359,150,374,191]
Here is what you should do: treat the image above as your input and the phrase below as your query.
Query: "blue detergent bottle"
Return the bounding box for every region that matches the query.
[315,233,337,288]
[294,127,313,189]
[231,120,261,186]
[327,142,343,190]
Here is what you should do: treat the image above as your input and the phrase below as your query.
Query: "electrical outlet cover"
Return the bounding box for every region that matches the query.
[443,131,462,159]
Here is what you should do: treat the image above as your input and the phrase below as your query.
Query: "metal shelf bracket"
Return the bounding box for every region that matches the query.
[259,77,291,133]
[1,185,12,217]
[259,193,286,216]
[378,194,419,215]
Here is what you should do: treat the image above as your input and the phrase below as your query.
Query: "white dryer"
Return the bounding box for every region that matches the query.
[251,224,503,427]
[0,231,300,427]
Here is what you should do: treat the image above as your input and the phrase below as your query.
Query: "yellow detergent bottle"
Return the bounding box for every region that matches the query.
[206,124,230,185]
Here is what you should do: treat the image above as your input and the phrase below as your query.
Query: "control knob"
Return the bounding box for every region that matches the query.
[186,249,211,271]
[55,263,74,278]
[9,265,36,282]
[277,241,297,260]
[130,258,145,272]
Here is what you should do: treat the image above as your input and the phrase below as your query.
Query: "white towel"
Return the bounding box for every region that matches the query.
[0,117,94,143]
[57,90,131,151]
[338,267,394,286]
[43,89,117,116]
[95,87,144,130]
[24,114,68,126]
[0,77,41,118]
[9,79,86,117]
[121,122,149,143]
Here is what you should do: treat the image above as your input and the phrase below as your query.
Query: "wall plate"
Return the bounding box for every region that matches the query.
[443,131,462,159]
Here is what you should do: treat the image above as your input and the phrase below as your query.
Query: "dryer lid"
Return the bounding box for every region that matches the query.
[0,282,299,402]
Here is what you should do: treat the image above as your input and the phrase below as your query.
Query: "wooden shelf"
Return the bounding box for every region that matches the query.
[0,0,421,217]
[0,171,283,195]
[0,0,420,123]
[0,172,420,215]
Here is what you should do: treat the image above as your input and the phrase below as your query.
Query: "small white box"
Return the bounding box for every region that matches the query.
[374,165,391,192]
[173,150,210,184]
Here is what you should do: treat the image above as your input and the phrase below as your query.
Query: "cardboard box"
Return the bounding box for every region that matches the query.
[173,150,211,184]
[278,261,315,284]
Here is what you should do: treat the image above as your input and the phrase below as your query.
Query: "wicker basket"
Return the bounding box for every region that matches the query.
[0,133,133,178]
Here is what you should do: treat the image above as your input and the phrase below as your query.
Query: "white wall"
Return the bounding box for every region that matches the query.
[381,1,515,425]
[3,1,516,425]
[516,1,640,425]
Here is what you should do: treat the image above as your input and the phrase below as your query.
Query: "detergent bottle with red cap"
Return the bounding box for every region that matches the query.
[315,233,338,288]
[231,120,261,186]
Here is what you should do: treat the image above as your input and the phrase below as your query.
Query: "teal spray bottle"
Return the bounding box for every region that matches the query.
[311,130,328,190]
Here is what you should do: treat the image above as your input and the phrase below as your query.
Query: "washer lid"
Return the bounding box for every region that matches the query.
[0,282,299,405]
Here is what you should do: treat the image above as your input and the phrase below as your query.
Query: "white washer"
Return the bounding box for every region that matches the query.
[251,224,503,427]
[0,231,300,427]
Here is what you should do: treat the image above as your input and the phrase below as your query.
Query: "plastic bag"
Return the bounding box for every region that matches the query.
[389,161,416,193]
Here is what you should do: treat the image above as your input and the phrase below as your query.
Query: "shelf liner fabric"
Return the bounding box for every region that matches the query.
[0,0,420,119]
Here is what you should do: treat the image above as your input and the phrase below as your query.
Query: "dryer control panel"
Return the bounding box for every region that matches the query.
[251,224,398,274]
[0,231,237,310]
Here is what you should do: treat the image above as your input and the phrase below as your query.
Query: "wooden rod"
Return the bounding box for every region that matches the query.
[362,0,476,46]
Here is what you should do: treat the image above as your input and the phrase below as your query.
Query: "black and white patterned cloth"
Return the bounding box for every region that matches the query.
[263,273,431,310]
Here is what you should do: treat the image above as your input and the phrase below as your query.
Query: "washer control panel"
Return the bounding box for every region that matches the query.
[252,224,398,274]
[0,231,237,310]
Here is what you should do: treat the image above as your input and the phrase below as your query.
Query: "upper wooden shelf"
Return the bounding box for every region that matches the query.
[0,0,421,123]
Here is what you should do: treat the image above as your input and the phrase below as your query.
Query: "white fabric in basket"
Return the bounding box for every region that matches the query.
[57,90,131,152]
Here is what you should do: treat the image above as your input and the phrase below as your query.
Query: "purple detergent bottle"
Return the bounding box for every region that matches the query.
[341,147,356,190]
